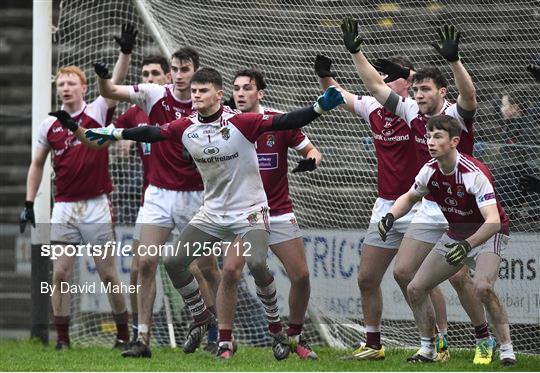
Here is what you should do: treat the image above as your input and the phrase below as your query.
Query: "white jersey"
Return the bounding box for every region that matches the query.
[159,106,277,216]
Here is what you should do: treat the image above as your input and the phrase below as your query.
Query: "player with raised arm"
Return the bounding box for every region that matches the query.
[315,53,451,360]
[84,67,344,360]
[114,54,171,344]
[379,115,516,365]
[340,18,490,363]
[88,48,221,358]
[19,24,135,350]
[214,68,320,360]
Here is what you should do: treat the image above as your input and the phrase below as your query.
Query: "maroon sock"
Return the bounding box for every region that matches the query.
[219,329,233,342]
[269,322,282,334]
[113,311,129,341]
[54,316,70,344]
[287,323,303,337]
[366,331,381,350]
[474,322,490,340]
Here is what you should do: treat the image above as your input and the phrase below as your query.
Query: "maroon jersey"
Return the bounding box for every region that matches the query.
[411,152,509,240]
[255,107,309,216]
[129,83,203,191]
[115,104,151,195]
[354,96,417,199]
[36,97,114,202]
[394,98,474,169]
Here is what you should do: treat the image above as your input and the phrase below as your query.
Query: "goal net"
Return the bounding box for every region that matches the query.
[54,0,539,353]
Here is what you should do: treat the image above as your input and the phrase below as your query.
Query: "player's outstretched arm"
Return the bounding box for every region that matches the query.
[270,86,345,131]
[95,62,132,103]
[377,190,422,241]
[20,146,49,233]
[85,124,165,146]
[48,110,110,149]
[341,16,392,106]
[430,25,477,112]
[315,54,356,114]
[445,204,500,266]
[102,23,137,108]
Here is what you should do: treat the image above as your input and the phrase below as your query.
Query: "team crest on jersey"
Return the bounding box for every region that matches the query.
[456,185,465,198]
[431,181,440,188]
[266,134,275,147]
[220,127,230,140]
[247,212,259,226]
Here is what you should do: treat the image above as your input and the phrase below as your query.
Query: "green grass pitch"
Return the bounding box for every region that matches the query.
[0,339,538,371]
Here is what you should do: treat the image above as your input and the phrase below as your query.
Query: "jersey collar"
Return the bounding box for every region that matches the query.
[198,105,223,123]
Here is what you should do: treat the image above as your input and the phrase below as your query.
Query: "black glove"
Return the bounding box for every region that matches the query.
[19,201,35,233]
[430,25,461,62]
[223,96,236,110]
[114,23,138,54]
[341,16,363,54]
[314,54,336,78]
[292,158,317,173]
[373,58,411,83]
[377,213,394,242]
[520,175,540,194]
[49,110,78,131]
[445,240,472,266]
[94,61,111,79]
[526,64,540,83]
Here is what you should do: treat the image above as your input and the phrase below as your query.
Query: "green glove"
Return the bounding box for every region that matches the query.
[341,16,363,54]
[445,240,472,266]
[85,126,124,145]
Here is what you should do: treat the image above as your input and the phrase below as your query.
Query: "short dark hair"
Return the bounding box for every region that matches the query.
[171,47,200,70]
[389,55,414,70]
[191,67,222,89]
[413,67,447,88]
[141,55,170,74]
[427,115,461,138]
[233,68,267,90]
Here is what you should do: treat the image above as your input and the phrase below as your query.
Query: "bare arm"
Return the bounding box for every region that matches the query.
[297,142,322,166]
[97,75,133,103]
[465,204,501,248]
[389,190,423,220]
[103,52,132,107]
[73,127,111,149]
[26,147,49,201]
[350,53,392,106]
[319,76,357,114]
[450,60,477,112]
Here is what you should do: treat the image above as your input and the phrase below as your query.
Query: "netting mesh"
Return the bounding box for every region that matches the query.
[55,0,539,353]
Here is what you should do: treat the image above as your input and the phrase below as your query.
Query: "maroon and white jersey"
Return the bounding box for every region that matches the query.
[159,106,277,215]
[36,97,114,202]
[129,83,203,191]
[256,107,310,216]
[354,95,417,199]
[411,152,509,240]
[115,104,151,195]
[394,98,474,169]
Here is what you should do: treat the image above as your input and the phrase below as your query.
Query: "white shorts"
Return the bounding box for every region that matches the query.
[363,197,418,249]
[268,212,302,246]
[50,194,114,244]
[190,206,270,241]
[404,198,449,244]
[137,185,203,231]
[433,232,510,270]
